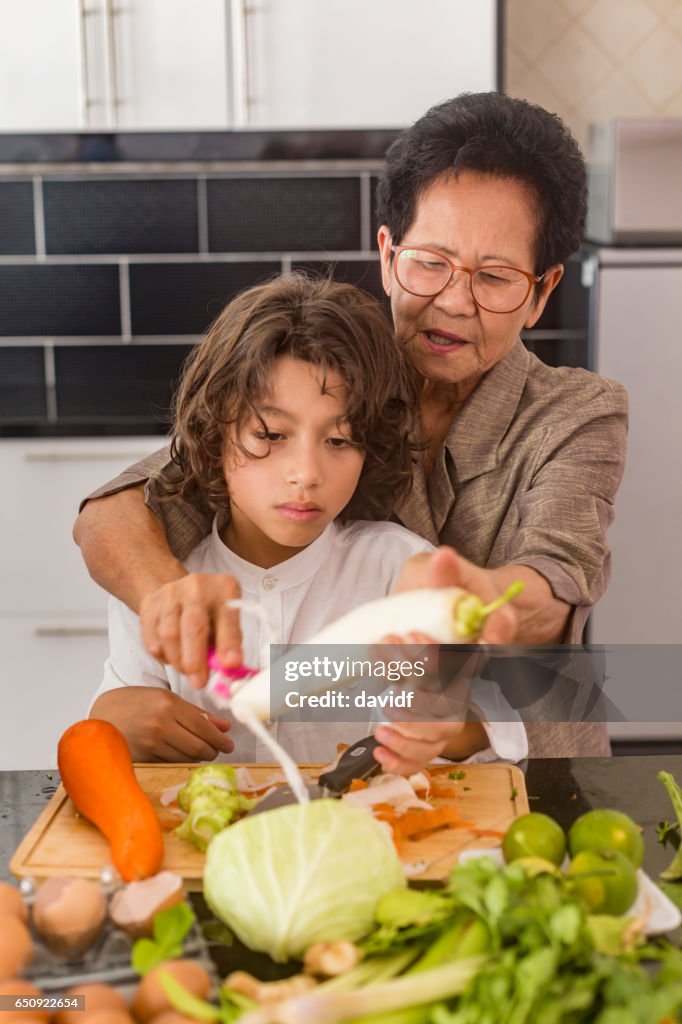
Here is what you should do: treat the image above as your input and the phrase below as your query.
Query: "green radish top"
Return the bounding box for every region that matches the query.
[453,581,525,640]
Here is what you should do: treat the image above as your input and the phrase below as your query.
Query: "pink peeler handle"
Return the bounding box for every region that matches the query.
[207,648,258,701]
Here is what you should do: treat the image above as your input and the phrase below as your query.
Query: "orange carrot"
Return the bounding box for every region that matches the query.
[57,720,164,881]
[348,779,370,792]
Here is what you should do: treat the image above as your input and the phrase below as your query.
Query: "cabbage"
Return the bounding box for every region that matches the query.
[203,799,406,961]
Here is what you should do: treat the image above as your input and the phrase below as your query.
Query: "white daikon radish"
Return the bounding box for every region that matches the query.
[213,583,522,724]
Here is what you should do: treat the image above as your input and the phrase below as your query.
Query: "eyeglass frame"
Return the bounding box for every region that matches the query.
[390,244,545,314]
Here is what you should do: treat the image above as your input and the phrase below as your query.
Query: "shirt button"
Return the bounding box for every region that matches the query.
[262,576,277,590]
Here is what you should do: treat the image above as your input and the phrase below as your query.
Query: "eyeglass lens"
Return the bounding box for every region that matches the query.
[396,249,531,312]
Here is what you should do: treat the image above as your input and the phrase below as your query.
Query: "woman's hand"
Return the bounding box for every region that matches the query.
[90,687,234,762]
[139,572,245,688]
[395,546,516,643]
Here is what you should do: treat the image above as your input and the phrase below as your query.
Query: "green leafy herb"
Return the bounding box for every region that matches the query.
[656,819,680,847]
[659,881,682,912]
[131,901,195,975]
[657,771,682,879]
[510,786,518,800]
[462,786,471,792]
[448,771,467,781]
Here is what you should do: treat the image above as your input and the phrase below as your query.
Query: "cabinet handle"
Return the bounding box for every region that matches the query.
[23,451,156,463]
[34,623,108,638]
[228,0,250,126]
[103,0,120,127]
[78,0,95,127]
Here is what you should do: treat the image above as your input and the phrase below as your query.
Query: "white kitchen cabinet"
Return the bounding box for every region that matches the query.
[0,0,230,130]
[0,436,163,769]
[0,0,497,132]
[0,0,82,131]
[0,618,110,770]
[245,0,498,128]
[0,438,164,615]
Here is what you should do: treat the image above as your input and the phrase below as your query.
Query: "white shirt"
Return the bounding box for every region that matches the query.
[94,518,527,764]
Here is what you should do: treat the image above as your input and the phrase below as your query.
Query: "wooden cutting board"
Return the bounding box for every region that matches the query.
[10,762,528,888]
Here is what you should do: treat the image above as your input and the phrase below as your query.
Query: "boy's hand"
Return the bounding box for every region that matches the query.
[139,572,244,688]
[372,630,485,774]
[90,687,234,762]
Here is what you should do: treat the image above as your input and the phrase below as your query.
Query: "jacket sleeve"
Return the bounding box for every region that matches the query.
[80,445,212,560]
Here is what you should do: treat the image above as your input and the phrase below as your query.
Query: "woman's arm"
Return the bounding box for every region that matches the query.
[73,485,187,612]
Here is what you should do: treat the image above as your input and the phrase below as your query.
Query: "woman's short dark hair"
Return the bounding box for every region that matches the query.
[169,273,418,522]
[376,91,587,274]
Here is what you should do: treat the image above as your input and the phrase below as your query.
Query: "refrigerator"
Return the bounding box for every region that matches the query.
[585,246,682,743]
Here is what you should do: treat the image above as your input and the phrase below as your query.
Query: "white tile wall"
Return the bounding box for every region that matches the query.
[505,0,682,151]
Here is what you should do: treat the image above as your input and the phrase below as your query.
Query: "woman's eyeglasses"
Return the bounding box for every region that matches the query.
[391,245,544,314]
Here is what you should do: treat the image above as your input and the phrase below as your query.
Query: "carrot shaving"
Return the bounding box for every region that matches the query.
[394,806,475,840]
[371,802,400,821]
[429,783,462,798]
[472,828,505,839]
[348,778,369,791]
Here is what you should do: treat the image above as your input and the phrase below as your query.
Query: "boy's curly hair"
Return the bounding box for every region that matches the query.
[168,273,418,522]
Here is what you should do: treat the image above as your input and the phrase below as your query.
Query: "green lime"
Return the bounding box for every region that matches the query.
[502,813,567,866]
[567,849,638,915]
[568,809,644,868]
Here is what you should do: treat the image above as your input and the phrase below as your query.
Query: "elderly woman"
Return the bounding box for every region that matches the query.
[74,92,627,762]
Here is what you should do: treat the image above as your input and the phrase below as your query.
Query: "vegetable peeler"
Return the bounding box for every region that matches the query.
[247,735,383,815]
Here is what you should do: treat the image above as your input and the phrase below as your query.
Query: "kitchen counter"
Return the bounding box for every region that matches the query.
[2,756,682,980]
[4,757,682,883]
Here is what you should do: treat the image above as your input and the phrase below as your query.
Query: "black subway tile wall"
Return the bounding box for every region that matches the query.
[291,259,386,304]
[130,261,281,336]
[0,264,121,336]
[0,133,586,437]
[55,344,193,422]
[0,347,46,420]
[0,181,35,255]
[43,179,199,255]
[0,157,381,435]
[207,178,362,252]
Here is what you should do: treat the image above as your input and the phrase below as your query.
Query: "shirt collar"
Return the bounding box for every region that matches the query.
[207,517,339,592]
[444,338,530,483]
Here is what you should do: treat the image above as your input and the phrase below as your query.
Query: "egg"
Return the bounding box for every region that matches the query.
[150,1013,201,1024]
[132,961,213,1022]
[75,1013,133,1024]
[54,984,128,1024]
[0,980,48,1023]
[0,1016,45,1024]
[0,884,28,925]
[32,877,106,958]
[108,872,185,938]
[0,915,33,979]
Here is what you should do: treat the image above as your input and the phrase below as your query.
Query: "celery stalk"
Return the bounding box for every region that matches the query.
[343,913,490,1024]
[237,958,486,1024]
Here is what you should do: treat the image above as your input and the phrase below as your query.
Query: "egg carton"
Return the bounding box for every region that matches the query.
[17,872,219,995]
